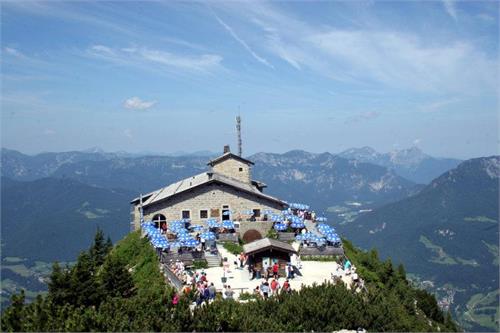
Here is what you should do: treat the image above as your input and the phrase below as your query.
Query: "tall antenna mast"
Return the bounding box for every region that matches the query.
[236,113,242,157]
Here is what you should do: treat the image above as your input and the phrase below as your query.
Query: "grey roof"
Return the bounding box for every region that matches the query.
[139,172,286,208]
[207,152,254,166]
[130,191,155,204]
[243,238,297,255]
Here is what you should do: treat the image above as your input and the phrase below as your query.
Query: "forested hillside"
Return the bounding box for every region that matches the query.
[1,231,458,332]
[341,156,499,331]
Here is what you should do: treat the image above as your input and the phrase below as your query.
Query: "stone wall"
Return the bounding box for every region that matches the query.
[212,158,251,184]
[134,182,284,229]
[237,221,273,240]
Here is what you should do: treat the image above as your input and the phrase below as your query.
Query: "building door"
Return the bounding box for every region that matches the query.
[222,205,230,221]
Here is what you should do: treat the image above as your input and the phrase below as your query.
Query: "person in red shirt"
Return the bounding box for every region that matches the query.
[282,279,290,294]
[272,262,279,279]
[270,278,280,295]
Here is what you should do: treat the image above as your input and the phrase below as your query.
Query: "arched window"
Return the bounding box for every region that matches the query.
[152,214,166,229]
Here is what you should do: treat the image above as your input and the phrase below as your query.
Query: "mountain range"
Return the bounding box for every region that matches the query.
[339,156,499,331]
[1,148,425,210]
[338,146,462,184]
[1,147,497,330]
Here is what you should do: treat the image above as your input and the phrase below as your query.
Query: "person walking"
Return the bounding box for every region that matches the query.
[208,282,216,302]
[272,262,279,279]
[224,285,234,300]
[270,278,280,296]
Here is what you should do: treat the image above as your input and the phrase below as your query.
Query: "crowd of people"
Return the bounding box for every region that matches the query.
[253,277,292,299]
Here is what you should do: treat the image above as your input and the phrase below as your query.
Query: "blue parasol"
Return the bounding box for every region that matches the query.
[183,238,200,248]
[200,231,216,241]
[273,223,287,231]
[222,220,235,229]
[190,225,204,232]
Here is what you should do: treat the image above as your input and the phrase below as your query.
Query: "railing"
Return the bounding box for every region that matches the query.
[299,245,344,256]
[217,233,238,243]
[162,265,184,291]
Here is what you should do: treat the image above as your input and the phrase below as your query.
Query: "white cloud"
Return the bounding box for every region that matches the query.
[211,2,496,95]
[87,44,222,72]
[123,97,156,110]
[413,138,421,146]
[442,0,458,20]
[214,14,274,69]
[4,47,25,58]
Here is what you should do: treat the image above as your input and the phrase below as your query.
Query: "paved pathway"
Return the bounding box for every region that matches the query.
[192,242,358,299]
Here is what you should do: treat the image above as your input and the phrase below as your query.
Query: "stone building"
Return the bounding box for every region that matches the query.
[131,145,287,240]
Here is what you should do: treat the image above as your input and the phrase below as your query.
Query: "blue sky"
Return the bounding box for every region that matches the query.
[1,1,498,159]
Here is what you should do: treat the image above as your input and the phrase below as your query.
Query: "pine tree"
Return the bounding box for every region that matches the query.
[70,252,102,307]
[1,290,26,331]
[89,228,108,268]
[100,255,135,298]
[47,262,73,306]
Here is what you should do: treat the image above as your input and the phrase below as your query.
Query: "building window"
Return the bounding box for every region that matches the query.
[253,209,261,217]
[200,210,208,219]
[239,167,243,172]
[181,210,190,219]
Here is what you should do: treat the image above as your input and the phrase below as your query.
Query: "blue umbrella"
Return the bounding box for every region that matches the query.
[190,225,204,232]
[241,210,254,215]
[222,211,231,216]
[295,234,306,241]
[263,209,274,215]
[274,223,287,231]
[170,241,183,248]
[316,216,328,222]
[291,222,305,228]
[200,231,216,241]
[206,219,221,228]
[177,234,193,242]
[222,220,235,229]
[183,238,200,248]
[175,228,190,235]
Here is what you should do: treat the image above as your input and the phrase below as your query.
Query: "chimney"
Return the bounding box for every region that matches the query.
[223,145,230,154]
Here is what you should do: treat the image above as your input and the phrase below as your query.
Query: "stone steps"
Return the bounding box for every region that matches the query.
[205,254,221,267]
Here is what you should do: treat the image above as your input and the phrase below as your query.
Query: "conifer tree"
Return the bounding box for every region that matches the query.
[89,228,108,268]
[100,255,135,298]
[70,252,101,307]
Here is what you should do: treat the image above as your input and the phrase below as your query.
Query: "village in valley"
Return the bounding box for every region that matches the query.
[132,122,364,302]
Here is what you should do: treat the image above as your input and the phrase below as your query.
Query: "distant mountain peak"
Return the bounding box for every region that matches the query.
[82,146,105,154]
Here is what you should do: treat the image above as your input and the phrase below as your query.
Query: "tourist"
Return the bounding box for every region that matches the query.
[282,279,291,294]
[235,256,241,269]
[208,282,216,301]
[222,285,228,299]
[239,252,245,268]
[272,262,279,279]
[172,293,179,306]
[344,258,352,274]
[248,263,254,279]
[261,281,270,299]
[254,285,261,297]
[224,285,234,300]
[203,285,210,303]
[201,237,206,251]
[270,278,280,295]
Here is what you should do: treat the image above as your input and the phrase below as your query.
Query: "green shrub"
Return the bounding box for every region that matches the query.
[222,242,243,255]
[193,259,208,269]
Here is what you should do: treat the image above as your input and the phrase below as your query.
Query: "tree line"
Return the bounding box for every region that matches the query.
[1,231,458,332]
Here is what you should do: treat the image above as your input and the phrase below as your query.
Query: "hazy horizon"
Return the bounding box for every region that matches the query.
[2,143,495,161]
